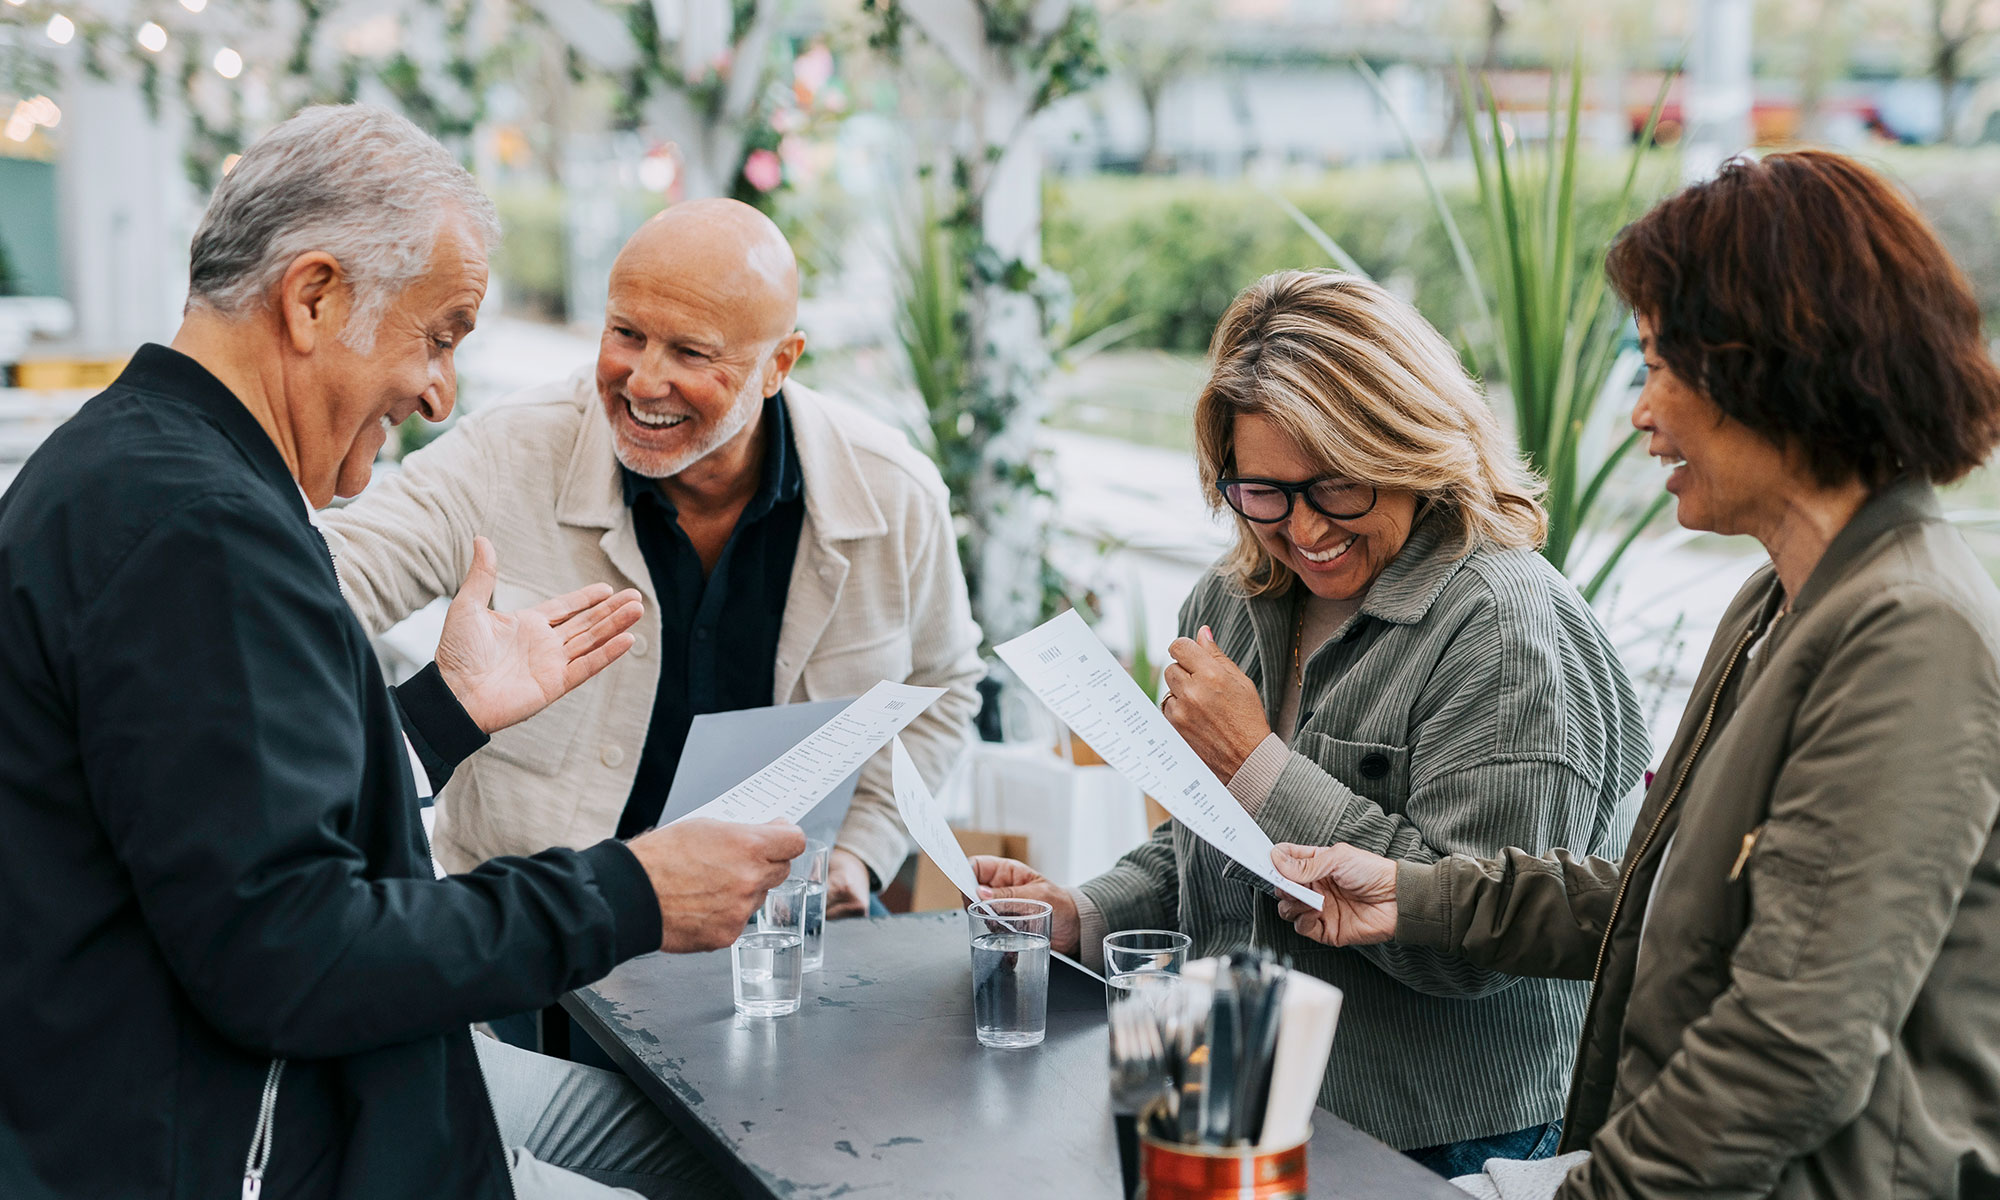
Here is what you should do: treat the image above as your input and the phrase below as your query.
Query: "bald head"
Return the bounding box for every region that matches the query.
[595,198,808,485]
[611,198,799,341]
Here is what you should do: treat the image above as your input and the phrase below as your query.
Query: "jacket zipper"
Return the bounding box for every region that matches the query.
[1728,826,1765,882]
[1561,615,1761,1133]
[241,1059,285,1200]
[470,1028,519,1198]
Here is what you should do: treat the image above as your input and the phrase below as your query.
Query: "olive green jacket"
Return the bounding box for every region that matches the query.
[1399,480,2000,1198]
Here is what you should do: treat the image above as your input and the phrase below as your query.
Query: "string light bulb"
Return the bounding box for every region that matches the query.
[180,0,208,11]
[46,14,76,44]
[213,47,243,79]
[136,22,168,53]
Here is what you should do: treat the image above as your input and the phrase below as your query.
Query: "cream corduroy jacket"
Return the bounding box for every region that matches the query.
[318,372,985,880]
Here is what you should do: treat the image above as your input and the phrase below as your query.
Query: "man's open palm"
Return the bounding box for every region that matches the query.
[435,537,645,734]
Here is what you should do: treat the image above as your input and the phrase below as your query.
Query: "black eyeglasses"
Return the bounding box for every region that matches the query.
[1215,475,1378,523]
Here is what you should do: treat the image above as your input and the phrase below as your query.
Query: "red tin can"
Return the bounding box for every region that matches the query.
[1137,1135,1308,1200]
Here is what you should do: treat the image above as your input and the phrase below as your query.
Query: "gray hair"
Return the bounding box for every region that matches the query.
[186,104,500,352]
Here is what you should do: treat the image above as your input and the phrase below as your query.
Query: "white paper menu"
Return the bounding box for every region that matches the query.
[892,736,1107,981]
[994,610,1323,911]
[673,681,946,827]
[891,736,982,901]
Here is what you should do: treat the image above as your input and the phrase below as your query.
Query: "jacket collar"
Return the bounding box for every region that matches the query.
[117,343,308,522]
[556,372,885,541]
[1791,476,1940,614]
[1353,505,1473,626]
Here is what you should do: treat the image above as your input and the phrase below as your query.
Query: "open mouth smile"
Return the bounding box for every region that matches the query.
[626,397,692,430]
[1296,532,1358,567]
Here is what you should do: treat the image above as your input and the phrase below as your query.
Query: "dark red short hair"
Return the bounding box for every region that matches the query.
[1606,150,2000,487]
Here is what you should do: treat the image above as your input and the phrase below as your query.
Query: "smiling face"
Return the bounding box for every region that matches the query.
[597,277,776,480]
[595,200,804,482]
[1633,315,1793,537]
[296,221,486,501]
[1230,412,1419,600]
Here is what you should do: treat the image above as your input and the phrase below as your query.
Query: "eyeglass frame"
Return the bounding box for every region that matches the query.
[1214,474,1379,523]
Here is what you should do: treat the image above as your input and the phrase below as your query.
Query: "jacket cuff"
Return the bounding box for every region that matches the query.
[1395,859,1454,952]
[833,796,911,894]
[1072,887,1109,970]
[1227,734,1289,817]
[579,839,662,962]
[392,662,489,788]
[1253,749,1364,849]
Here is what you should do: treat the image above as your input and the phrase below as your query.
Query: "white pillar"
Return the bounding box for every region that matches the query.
[53,75,193,353]
[52,75,191,352]
[1683,0,1754,183]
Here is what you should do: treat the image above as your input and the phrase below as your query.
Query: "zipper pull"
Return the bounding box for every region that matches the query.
[1728,825,1765,882]
[242,1173,262,1200]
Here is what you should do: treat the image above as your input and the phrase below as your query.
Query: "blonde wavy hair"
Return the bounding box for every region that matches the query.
[1196,269,1547,596]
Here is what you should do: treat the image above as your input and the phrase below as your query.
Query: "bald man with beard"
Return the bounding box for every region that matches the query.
[320,199,985,926]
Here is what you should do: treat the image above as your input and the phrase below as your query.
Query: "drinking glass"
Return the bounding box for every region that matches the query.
[792,840,831,972]
[738,879,807,1017]
[731,930,803,1018]
[1103,929,1191,1007]
[967,898,1051,1049]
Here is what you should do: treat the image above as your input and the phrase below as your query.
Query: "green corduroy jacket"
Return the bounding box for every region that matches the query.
[1078,513,1650,1149]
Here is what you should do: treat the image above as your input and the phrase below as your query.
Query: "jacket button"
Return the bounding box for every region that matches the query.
[631,634,648,658]
[1358,752,1390,780]
[601,745,625,768]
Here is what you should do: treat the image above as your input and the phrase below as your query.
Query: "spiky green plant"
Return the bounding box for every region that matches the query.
[1289,61,1674,602]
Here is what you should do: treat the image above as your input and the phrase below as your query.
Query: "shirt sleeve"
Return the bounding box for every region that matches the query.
[75,491,659,1060]
[1077,818,1181,939]
[391,661,490,793]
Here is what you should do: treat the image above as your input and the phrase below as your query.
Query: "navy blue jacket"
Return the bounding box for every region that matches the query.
[0,345,662,1199]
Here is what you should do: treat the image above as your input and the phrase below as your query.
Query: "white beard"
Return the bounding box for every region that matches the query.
[613,366,767,481]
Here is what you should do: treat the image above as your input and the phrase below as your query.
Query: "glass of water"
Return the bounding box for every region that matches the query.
[967,898,1052,1049]
[1103,929,1191,1007]
[793,840,831,972]
[738,879,807,1018]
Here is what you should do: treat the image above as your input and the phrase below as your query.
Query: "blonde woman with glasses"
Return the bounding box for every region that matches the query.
[973,269,1649,1175]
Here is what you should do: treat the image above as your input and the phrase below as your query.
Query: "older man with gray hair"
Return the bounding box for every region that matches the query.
[0,105,795,1200]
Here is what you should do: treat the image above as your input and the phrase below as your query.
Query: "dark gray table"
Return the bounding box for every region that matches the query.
[565,910,1467,1199]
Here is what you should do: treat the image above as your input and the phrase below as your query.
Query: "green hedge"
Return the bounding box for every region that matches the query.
[1047,149,2000,357]
[491,183,570,321]
[1045,160,1664,356]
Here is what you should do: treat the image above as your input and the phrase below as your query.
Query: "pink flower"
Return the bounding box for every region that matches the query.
[743,148,782,192]
[793,44,834,92]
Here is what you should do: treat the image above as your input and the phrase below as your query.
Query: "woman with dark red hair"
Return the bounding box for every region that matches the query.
[1269,150,2000,1197]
